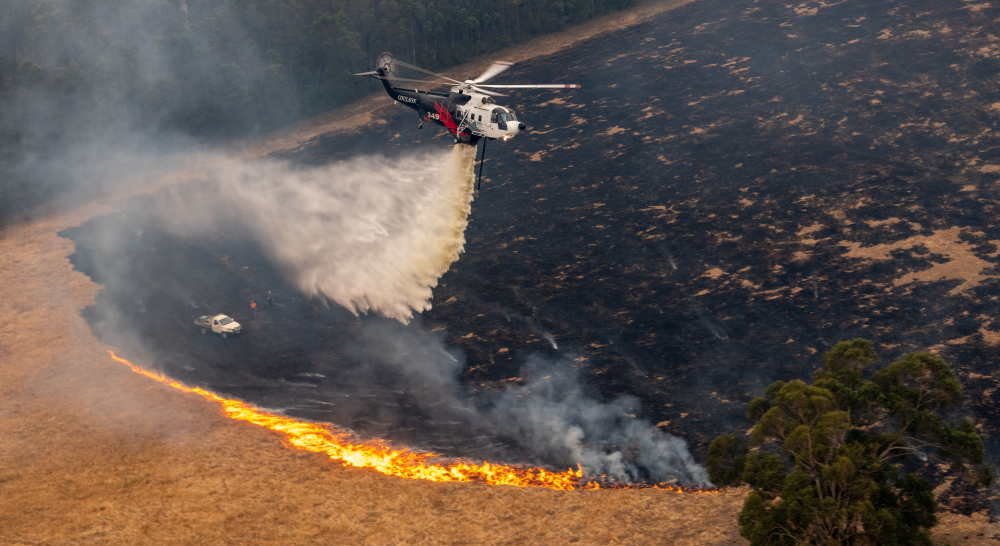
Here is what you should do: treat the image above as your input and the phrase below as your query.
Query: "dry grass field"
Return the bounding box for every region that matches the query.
[1,0,998,544]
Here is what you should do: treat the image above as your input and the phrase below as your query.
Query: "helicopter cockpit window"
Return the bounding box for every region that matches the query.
[491,108,510,124]
[492,108,509,129]
[507,110,518,122]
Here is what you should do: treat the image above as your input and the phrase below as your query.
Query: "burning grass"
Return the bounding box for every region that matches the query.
[108,350,718,493]
[108,351,584,489]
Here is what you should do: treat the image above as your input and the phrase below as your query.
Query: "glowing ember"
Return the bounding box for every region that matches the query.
[108,350,717,493]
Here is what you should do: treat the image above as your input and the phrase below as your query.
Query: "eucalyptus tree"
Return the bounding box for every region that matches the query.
[707,339,992,546]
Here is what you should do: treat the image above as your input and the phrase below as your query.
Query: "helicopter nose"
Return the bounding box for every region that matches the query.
[518,122,526,131]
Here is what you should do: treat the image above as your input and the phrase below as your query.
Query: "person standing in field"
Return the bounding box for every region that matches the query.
[251,300,257,318]
[267,291,273,308]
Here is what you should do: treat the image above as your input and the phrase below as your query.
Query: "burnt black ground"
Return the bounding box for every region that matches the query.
[65,0,1000,508]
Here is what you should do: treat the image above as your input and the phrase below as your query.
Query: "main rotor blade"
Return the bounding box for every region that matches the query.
[473,61,513,83]
[394,59,463,84]
[471,86,507,97]
[477,84,582,89]
[376,76,455,86]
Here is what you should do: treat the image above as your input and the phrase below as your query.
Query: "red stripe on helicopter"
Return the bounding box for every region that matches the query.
[433,101,459,135]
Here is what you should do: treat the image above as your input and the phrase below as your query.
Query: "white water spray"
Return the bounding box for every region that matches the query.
[216,145,477,322]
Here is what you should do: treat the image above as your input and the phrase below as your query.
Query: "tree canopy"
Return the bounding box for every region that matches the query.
[0,0,636,146]
[706,339,992,546]
[0,0,636,215]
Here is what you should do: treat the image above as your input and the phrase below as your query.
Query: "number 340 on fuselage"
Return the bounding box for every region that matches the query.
[356,52,580,146]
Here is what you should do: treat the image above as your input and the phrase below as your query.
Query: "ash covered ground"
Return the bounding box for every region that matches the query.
[65,0,1000,507]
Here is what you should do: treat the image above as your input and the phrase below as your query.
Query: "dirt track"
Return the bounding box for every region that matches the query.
[2,0,999,543]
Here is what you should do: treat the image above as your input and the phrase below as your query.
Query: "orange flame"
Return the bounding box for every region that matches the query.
[108,350,718,493]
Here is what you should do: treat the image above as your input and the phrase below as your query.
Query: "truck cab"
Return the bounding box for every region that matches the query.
[194,314,242,338]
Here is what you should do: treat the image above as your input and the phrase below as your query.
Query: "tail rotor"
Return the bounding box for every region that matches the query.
[376,52,399,84]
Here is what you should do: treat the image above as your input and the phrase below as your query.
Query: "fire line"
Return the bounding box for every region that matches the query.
[108,350,716,493]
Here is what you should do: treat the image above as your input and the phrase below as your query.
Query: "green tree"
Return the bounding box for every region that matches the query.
[706,339,992,546]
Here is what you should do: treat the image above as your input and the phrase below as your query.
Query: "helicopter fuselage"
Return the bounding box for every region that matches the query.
[376,70,526,146]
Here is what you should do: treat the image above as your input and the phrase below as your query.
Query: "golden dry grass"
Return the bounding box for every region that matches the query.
[1,1,997,544]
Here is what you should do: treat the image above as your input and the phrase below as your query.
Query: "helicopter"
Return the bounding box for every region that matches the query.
[355,52,581,147]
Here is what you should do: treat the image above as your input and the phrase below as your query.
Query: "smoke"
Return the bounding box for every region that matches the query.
[345,320,709,485]
[660,247,728,341]
[482,356,708,484]
[525,317,559,349]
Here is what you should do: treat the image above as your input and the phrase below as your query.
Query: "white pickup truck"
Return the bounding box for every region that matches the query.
[194,314,242,338]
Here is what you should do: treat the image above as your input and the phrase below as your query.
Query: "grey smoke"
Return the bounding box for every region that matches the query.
[345,318,709,485]
[660,247,728,342]
[482,355,708,484]
[525,316,559,349]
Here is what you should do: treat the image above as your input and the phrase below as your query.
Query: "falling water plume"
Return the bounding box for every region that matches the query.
[218,144,478,322]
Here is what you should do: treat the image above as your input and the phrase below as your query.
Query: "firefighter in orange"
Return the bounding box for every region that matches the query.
[251,300,257,318]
